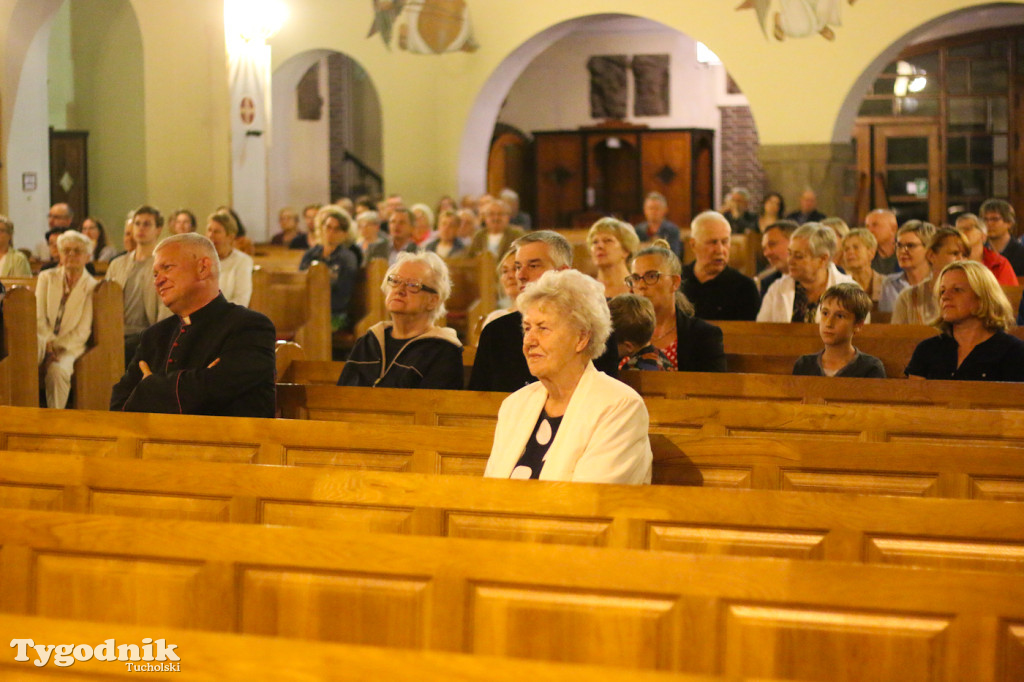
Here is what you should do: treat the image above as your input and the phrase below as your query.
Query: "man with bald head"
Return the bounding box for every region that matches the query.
[680,211,760,320]
[110,233,275,417]
[786,189,826,225]
[865,209,899,274]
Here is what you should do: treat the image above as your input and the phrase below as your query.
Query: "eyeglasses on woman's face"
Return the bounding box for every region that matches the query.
[385,274,437,295]
[624,271,664,289]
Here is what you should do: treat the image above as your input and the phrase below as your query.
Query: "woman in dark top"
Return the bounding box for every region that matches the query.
[906,260,1024,382]
[626,240,726,372]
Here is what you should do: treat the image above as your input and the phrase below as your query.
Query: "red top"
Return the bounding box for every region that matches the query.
[982,246,1019,286]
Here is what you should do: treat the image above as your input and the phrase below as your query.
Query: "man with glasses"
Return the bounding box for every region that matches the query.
[980,198,1024,276]
[469,231,618,391]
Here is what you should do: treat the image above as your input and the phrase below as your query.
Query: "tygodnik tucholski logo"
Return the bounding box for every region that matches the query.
[10,637,181,671]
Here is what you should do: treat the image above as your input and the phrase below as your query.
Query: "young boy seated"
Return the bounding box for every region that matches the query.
[608,294,674,371]
[793,283,886,378]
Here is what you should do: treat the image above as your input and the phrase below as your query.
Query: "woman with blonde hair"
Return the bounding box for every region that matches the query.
[905,260,1024,381]
[892,227,969,325]
[205,210,254,306]
[588,217,640,298]
[0,216,31,276]
[841,229,883,303]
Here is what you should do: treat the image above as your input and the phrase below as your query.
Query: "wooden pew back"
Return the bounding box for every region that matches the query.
[71,280,125,410]
[442,253,496,342]
[0,507,1021,680]
[4,450,1024,574]
[0,287,38,406]
[250,262,331,361]
[251,243,305,272]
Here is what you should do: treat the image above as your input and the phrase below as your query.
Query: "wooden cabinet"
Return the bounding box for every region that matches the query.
[533,125,713,229]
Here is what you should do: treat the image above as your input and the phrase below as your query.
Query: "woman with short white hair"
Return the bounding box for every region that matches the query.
[337,251,463,389]
[36,230,98,408]
[483,269,652,484]
[758,222,857,322]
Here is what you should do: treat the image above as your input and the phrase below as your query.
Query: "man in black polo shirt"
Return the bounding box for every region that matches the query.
[680,211,760,321]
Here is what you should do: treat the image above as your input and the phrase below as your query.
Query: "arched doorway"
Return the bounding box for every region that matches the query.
[269,49,383,221]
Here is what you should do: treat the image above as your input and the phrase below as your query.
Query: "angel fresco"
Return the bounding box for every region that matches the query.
[368,0,478,54]
[737,0,857,41]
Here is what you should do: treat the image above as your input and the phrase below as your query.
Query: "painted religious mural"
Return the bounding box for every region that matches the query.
[738,0,858,41]
[368,0,478,54]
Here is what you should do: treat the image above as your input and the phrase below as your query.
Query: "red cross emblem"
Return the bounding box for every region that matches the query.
[240,97,255,125]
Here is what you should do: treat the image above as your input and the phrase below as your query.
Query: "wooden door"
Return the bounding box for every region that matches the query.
[640,131,694,229]
[534,133,583,228]
[856,121,942,226]
[49,129,89,227]
[586,132,638,220]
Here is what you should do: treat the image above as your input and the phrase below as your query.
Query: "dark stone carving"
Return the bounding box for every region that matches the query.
[632,54,670,117]
[297,62,323,121]
[655,164,677,186]
[587,55,628,119]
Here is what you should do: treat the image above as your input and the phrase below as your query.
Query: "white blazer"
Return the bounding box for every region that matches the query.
[483,362,652,484]
[36,267,98,363]
[757,263,856,322]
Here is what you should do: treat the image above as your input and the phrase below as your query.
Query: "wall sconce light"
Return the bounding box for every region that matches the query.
[893,60,927,97]
[224,0,288,43]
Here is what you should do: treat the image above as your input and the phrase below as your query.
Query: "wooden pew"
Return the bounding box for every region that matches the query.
[71,280,125,410]
[4,450,1024,572]
[444,252,496,343]
[0,614,711,682]
[250,262,331,361]
[0,287,38,406]
[621,369,1024,409]
[0,508,1021,679]
[252,243,305,272]
[354,258,388,336]
[717,321,938,377]
[6,406,1024,501]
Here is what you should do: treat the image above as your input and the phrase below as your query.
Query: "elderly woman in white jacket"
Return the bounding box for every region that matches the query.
[483,269,652,484]
[758,222,857,323]
[37,230,98,408]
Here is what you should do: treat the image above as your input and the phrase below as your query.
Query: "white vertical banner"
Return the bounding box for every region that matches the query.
[228,39,270,241]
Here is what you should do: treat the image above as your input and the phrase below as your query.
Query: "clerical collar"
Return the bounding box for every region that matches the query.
[180,315,191,326]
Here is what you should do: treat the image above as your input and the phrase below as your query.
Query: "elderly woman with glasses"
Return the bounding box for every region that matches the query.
[36,230,98,408]
[626,240,725,372]
[483,269,651,483]
[337,251,463,389]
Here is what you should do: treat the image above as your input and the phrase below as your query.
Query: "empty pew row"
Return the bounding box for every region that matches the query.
[3,450,1024,573]
[0,282,124,409]
[4,406,1024,500]
[0,508,1021,680]
[0,615,717,682]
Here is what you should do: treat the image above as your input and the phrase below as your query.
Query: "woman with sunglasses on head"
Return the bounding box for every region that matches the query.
[337,251,463,389]
[627,239,726,372]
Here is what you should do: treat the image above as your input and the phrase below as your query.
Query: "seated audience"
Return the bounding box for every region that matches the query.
[792,283,885,378]
[456,208,480,242]
[680,211,760,320]
[467,199,524,259]
[205,211,254,307]
[300,205,360,331]
[81,217,118,263]
[301,204,321,243]
[821,217,849,265]
[865,209,899,274]
[338,251,462,389]
[354,196,376,216]
[588,217,639,299]
[980,198,1024,275]
[36,230,98,408]
[905,260,1024,381]
[357,211,390,261]
[757,191,786,235]
[168,210,197,235]
[410,203,435,245]
[878,220,936,313]
[634,191,681,255]
[758,222,857,323]
[110,233,276,416]
[501,188,531,230]
[609,293,673,371]
[271,207,307,249]
[38,228,63,272]
[720,187,758,234]
[423,208,466,258]
[892,227,970,325]
[0,215,31,276]
[956,212,1018,285]
[381,206,420,264]
[214,206,254,256]
[481,247,519,329]
[435,195,457,216]
[786,188,826,225]
[628,240,726,372]
[483,269,651,484]
[757,220,797,297]
[840,229,883,304]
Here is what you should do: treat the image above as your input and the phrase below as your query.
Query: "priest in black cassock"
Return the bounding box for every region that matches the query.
[110,232,275,417]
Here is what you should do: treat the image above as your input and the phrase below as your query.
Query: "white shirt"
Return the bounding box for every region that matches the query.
[219,249,254,307]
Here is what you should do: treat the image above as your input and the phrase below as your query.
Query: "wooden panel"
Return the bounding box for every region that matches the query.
[693,468,753,488]
[33,553,206,628]
[470,585,678,669]
[1003,623,1024,682]
[6,435,115,457]
[89,491,232,522]
[535,133,584,228]
[240,568,429,647]
[305,409,417,425]
[285,448,414,471]
[260,501,415,533]
[970,477,1024,502]
[139,441,259,464]
[779,470,940,497]
[722,604,950,681]
[446,513,612,547]
[437,453,489,476]
[865,536,1024,574]
[640,131,693,228]
[647,525,826,559]
[0,484,66,511]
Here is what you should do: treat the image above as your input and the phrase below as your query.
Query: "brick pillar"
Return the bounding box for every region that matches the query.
[720,105,766,203]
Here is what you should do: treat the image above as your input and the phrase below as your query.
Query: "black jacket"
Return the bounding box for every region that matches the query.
[675,310,727,372]
[338,322,464,389]
[110,294,276,417]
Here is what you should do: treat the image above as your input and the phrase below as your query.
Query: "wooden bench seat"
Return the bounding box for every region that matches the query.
[0,615,713,682]
[250,262,332,361]
[0,287,38,406]
[0,507,1021,679]
[3,450,1024,573]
